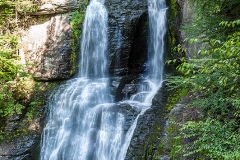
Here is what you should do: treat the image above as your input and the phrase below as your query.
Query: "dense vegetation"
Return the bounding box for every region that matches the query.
[0,0,34,136]
[70,0,89,75]
[0,0,89,140]
[168,0,240,159]
[0,0,58,140]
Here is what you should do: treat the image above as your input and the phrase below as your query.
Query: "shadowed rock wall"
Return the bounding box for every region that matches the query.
[106,0,148,76]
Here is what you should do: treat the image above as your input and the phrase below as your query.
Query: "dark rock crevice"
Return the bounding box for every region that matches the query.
[106,0,148,77]
[128,11,148,75]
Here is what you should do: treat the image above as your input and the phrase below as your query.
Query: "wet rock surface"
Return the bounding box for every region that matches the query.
[176,0,203,58]
[0,134,40,160]
[108,102,143,134]
[111,76,152,102]
[111,76,137,102]
[106,0,148,76]
[125,82,169,159]
[0,101,46,160]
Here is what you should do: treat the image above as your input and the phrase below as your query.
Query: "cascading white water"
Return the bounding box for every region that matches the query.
[148,0,167,84]
[129,0,167,104]
[117,0,167,158]
[40,0,121,159]
[40,0,166,159]
[79,0,108,79]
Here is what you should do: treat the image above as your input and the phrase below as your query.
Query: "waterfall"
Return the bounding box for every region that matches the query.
[118,1,167,158]
[129,0,167,104]
[79,0,108,79]
[148,0,167,84]
[40,0,166,159]
[40,0,117,159]
[144,0,167,103]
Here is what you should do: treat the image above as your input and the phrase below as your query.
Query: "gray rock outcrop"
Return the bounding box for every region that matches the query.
[22,13,73,81]
[30,0,80,15]
[0,134,40,160]
[22,0,149,82]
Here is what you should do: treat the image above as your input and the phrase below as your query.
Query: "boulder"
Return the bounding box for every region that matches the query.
[0,114,43,160]
[109,102,142,134]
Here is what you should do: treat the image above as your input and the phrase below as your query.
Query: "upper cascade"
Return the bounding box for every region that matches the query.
[79,0,108,79]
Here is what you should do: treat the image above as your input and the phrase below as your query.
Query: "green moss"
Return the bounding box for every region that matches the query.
[70,1,89,75]
[169,0,178,18]
[166,87,188,111]
[144,125,163,159]
[166,0,182,61]
[167,0,178,46]
[147,86,188,158]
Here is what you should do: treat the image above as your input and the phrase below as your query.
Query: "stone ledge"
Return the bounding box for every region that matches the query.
[29,0,82,15]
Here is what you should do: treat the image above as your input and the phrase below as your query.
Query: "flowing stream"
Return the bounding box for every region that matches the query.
[40,0,166,159]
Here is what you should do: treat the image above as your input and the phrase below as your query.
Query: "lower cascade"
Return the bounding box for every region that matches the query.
[40,0,166,159]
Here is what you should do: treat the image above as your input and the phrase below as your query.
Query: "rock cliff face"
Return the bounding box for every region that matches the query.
[0,134,40,160]
[22,0,148,82]
[125,83,169,159]
[170,0,201,58]
[106,0,149,101]
[22,13,73,81]
[106,0,148,76]
[177,0,198,58]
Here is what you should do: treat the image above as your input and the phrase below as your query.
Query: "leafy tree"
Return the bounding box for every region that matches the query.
[0,0,36,135]
[182,0,240,43]
[167,0,240,159]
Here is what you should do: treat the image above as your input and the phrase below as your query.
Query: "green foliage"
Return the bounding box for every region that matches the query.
[0,0,30,120]
[0,35,25,120]
[179,119,240,159]
[181,0,240,44]
[69,1,88,75]
[0,0,36,32]
[167,0,240,158]
[165,82,188,111]
[0,0,37,140]
[168,23,240,159]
